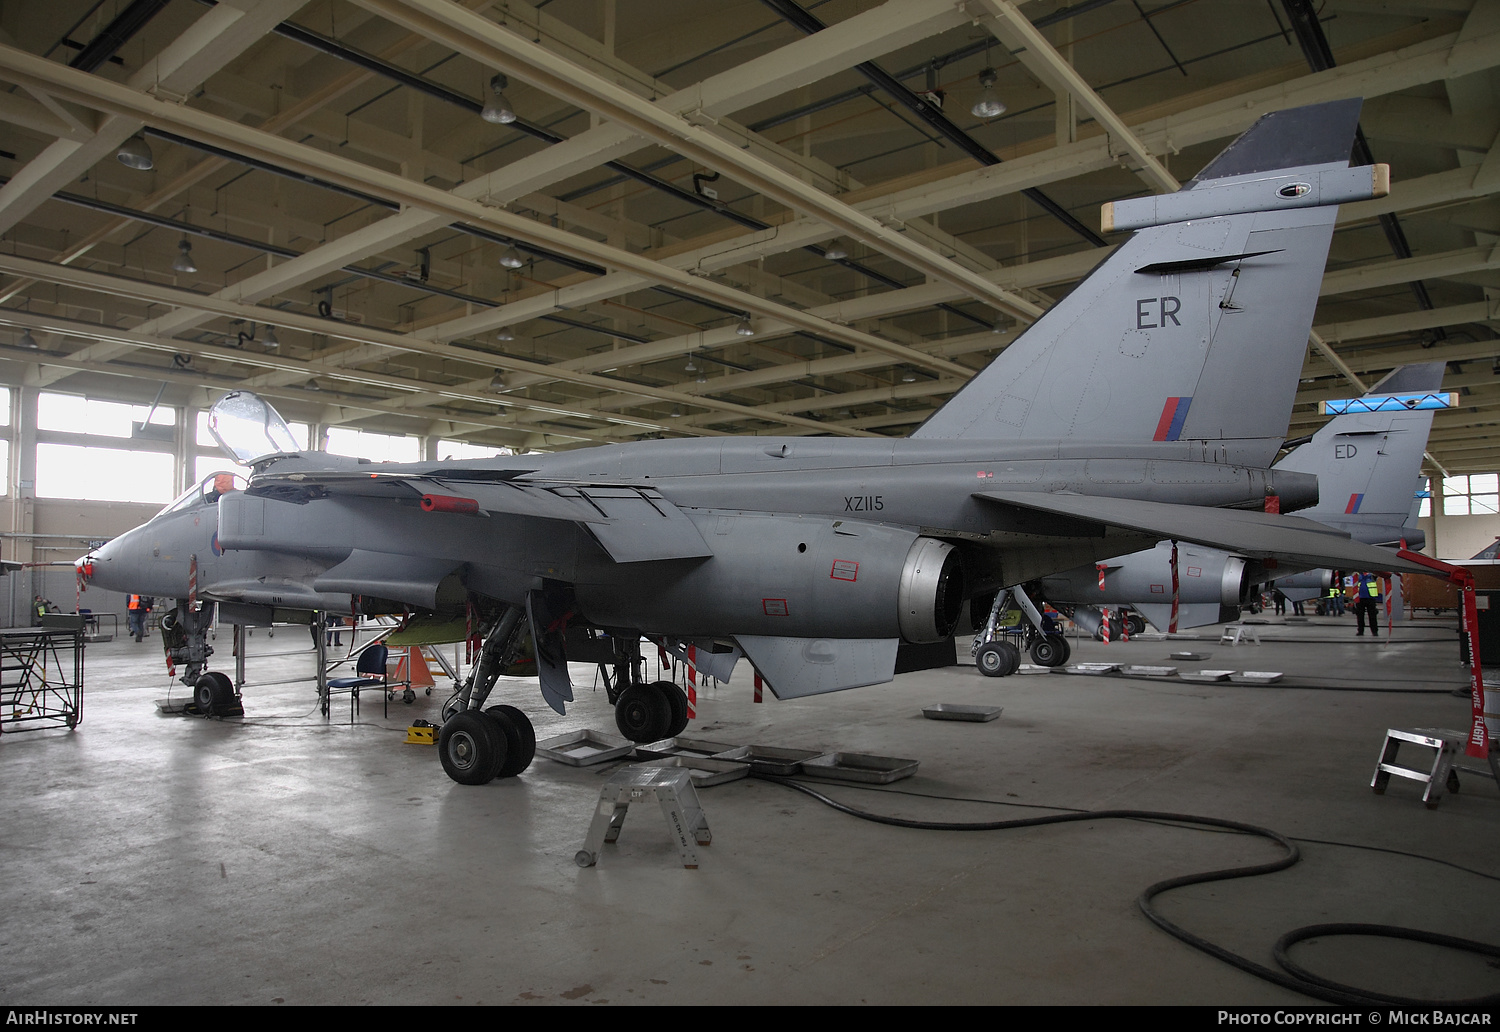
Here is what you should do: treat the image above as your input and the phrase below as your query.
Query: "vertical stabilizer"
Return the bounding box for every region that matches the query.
[912,100,1378,468]
[1274,361,1442,543]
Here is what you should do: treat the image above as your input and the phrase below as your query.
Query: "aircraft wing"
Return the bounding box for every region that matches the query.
[975,490,1434,575]
[248,469,711,562]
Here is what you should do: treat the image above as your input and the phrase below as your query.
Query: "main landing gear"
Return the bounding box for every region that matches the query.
[437,607,536,784]
[601,635,689,744]
[973,585,1070,678]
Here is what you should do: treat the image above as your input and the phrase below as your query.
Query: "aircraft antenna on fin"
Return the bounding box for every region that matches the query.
[910,100,1383,469]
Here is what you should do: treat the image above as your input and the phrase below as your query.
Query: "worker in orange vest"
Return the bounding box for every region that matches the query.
[128,594,146,642]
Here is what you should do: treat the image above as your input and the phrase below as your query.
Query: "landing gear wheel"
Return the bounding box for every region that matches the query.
[438,711,507,785]
[976,640,1019,677]
[615,682,672,742]
[193,671,236,716]
[653,680,690,737]
[1029,635,1069,667]
[486,705,536,777]
[1126,613,1146,637]
[402,688,416,704]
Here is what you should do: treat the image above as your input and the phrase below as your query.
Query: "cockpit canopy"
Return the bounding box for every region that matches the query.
[208,391,301,464]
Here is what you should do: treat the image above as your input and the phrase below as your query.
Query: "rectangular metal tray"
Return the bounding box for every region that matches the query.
[1067,662,1119,675]
[1169,651,1208,661]
[1229,671,1284,684]
[1177,669,1234,682]
[536,729,634,766]
[1120,665,1177,678]
[638,756,750,787]
[922,703,1002,722]
[634,736,736,760]
[713,745,821,776]
[801,752,919,784]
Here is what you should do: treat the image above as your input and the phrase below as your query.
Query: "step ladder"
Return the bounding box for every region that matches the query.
[1218,624,1260,646]
[576,765,712,869]
[1371,727,1467,808]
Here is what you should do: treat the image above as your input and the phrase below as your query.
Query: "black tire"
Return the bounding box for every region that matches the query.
[1029,636,1066,667]
[403,688,416,704]
[1056,636,1072,665]
[486,705,536,778]
[1126,613,1146,637]
[615,682,672,742]
[438,711,507,785]
[194,675,217,715]
[976,641,1016,677]
[653,680,690,737]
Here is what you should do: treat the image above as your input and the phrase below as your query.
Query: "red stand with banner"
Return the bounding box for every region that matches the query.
[1394,549,1489,759]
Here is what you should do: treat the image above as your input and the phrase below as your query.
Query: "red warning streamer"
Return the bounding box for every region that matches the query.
[1169,540,1180,634]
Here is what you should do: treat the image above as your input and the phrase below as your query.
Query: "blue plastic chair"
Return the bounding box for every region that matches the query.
[327,643,389,718]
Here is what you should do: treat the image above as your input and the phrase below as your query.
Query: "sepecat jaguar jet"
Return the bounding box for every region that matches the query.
[81,99,1431,784]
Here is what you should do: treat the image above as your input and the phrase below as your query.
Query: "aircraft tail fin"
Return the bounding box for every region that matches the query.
[912,100,1384,468]
[1273,362,1442,542]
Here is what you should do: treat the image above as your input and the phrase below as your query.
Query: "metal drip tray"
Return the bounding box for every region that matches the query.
[922,703,1003,722]
[638,756,749,787]
[1229,671,1284,684]
[1067,663,1119,675]
[713,745,821,776]
[536,729,634,766]
[1121,665,1177,678]
[1177,669,1234,683]
[802,752,919,784]
[634,736,736,760]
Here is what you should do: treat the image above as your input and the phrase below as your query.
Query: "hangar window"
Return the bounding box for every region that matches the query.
[438,439,512,460]
[39,393,173,438]
[325,427,420,463]
[36,444,174,503]
[1442,474,1499,516]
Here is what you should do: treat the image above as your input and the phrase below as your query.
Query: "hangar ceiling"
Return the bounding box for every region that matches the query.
[0,0,1497,470]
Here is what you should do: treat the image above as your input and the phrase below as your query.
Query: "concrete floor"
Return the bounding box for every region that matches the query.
[1,615,1496,1006]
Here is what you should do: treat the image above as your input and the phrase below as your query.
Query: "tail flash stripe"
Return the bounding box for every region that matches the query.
[1346,493,1364,514]
[1153,397,1193,442]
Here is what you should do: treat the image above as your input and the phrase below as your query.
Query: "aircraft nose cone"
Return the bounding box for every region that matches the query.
[78,534,129,592]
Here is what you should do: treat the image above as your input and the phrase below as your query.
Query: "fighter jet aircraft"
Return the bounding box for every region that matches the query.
[82,99,1431,785]
[1003,362,1445,656]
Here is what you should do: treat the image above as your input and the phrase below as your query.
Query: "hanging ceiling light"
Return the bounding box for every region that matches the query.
[684,356,698,373]
[696,371,707,384]
[116,133,154,170]
[499,244,525,269]
[481,73,517,124]
[18,328,39,350]
[735,314,755,337]
[496,326,515,341]
[992,318,1006,334]
[172,238,196,274]
[901,368,917,383]
[488,369,507,392]
[670,405,682,418]
[971,68,1006,119]
[262,325,279,349]
[823,240,848,261]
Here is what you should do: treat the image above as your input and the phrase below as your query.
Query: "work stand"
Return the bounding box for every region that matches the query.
[0,622,85,735]
[576,766,712,869]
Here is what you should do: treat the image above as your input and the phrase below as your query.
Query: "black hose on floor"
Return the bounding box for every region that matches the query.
[755,775,1500,1007]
